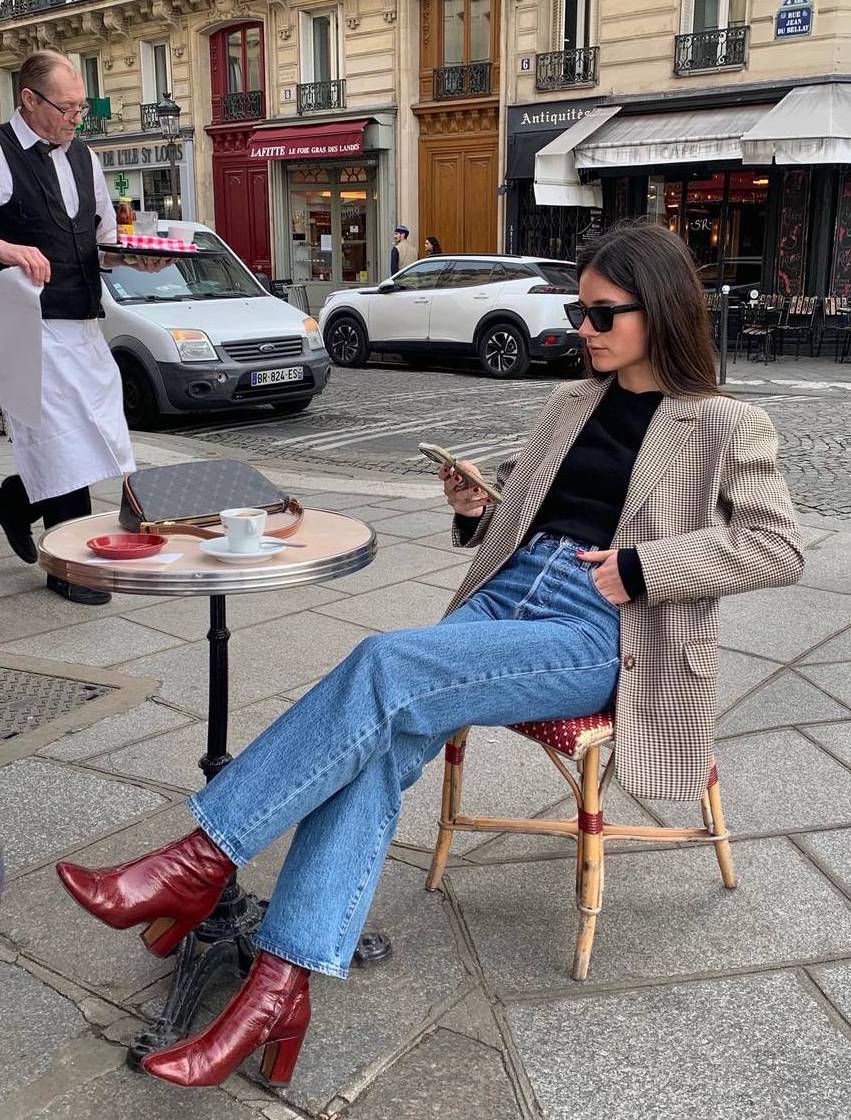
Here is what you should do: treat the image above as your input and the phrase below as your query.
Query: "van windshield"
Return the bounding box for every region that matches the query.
[102,231,265,303]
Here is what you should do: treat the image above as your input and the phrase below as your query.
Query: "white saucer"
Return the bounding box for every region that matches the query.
[199,536,290,565]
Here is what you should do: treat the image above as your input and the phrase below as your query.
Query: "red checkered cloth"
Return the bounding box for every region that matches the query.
[509,711,615,761]
[116,234,198,252]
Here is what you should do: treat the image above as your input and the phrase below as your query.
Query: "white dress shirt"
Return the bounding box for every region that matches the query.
[0,109,116,241]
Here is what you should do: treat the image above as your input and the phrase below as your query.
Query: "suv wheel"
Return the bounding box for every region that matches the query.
[478,322,530,379]
[326,315,369,367]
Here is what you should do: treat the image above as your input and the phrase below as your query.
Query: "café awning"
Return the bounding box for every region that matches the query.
[740,83,851,165]
[533,106,620,207]
[573,104,770,169]
[248,120,369,161]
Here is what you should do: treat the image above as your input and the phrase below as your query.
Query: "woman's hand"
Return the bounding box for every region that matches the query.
[439,461,490,519]
[577,548,631,605]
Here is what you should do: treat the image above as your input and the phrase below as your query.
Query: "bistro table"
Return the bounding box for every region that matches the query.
[39,507,378,1065]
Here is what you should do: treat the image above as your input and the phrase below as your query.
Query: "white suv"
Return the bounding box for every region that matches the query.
[319,255,583,378]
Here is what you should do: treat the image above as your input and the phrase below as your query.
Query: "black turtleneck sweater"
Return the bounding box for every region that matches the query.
[459,381,664,599]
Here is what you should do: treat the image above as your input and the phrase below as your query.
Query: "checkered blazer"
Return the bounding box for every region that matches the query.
[444,375,804,801]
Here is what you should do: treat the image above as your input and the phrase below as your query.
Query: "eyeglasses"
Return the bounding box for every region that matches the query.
[25,88,90,121]
[566,302,643,333]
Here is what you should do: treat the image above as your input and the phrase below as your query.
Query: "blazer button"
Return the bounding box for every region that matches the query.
[623,655,636,670]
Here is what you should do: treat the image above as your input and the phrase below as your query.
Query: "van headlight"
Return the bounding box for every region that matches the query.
[168,328,218,362]
[303,317,324,350]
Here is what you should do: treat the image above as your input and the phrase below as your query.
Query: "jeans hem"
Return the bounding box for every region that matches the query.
[188,795,248,868]
[252,936,349,980]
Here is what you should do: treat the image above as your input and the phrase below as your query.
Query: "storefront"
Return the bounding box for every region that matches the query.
[505,82,851,297]
[248,116,396,313]
[87,136,196,222]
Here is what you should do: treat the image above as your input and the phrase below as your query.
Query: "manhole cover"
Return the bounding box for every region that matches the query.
[0,668,114,741]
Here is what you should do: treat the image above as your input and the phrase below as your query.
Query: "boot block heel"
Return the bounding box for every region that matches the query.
[140,915,190,958]
[260,1031,306,1086]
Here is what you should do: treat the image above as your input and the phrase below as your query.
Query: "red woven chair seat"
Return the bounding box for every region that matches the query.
[509,711,614,761]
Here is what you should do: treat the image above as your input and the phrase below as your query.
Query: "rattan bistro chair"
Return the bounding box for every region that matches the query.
[426,712,737,980]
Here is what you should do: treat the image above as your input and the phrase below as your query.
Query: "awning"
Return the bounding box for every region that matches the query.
[573,104,771,170]
[534,106,620,207]
[248,120,368,161]
[740,83,851,165]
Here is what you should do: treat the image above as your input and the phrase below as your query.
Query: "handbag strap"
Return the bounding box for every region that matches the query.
[144,498,305,540]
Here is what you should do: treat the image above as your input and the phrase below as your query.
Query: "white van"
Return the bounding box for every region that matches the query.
[100,221,330,428]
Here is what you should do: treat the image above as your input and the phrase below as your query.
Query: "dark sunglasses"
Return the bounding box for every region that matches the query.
[566,302,643,333]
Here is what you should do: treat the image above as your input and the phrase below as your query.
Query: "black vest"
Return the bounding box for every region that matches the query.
[0,122,103,320]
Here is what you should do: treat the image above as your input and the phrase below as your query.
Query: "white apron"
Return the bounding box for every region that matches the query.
[7,318,135,503]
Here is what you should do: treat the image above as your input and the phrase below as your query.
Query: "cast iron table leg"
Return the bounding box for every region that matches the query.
[128,594,389,1067]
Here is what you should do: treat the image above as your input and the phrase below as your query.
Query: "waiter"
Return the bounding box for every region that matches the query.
[0,50,157,605]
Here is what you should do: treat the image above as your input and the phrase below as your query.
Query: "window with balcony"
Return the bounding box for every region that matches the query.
[536,0,597,90]
[298,9,346,114]
[676,0,749,74]
[140,42,172,130]
[435,0,493,99]
[210,23,266,124]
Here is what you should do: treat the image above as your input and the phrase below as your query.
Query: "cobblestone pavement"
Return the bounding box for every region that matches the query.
[170,356,851,521]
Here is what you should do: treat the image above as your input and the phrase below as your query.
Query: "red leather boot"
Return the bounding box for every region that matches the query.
[142,951,311,1087]
[55,829,235,958]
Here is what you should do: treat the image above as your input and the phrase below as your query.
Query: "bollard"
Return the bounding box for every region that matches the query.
[718,284,730,385]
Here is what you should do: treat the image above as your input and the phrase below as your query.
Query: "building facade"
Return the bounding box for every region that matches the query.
[504,0,851,296]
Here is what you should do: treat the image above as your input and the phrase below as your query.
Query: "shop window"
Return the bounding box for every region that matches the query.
[141,42,171,104]
[289,165,374,286]
[142,168,181,220]
[441,0,492,65]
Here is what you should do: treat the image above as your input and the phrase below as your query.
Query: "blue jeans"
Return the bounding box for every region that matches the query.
[189,534,621,978]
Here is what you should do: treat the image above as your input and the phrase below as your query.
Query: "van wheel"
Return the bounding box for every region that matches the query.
[271,398,312,415]
[118,357,159,430]
[326,316,369,367]
[478,322,530,379]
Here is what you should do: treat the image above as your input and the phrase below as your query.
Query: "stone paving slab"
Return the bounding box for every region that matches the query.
[326,542,455,595]
[805,721,851,765]
[0,758,168,876]
[801,625,851,664]
[719,586,851,661]
[716,649,782,712]
[449,838,851,992]
[0,962,87,1108]
[0,617,184,668]
[313,582,451,632]
[810,960,851,1023]
[795,532,851,593]
[647,730,851,835]
[359,511,453,539]
[796,828,851,893]
[117,612,372,716]
[797,662,851,708]
[343,1028,521,1119]
[717,670,850,734]
[415,563,472,592]
[0,588,166,643]
[38,700,195,763]
[506,971,851,1120]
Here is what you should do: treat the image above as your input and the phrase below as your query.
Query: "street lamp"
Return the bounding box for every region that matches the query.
[156,92,181,220]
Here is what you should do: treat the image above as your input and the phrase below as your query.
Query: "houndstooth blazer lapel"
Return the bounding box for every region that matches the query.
[611,393,697,546]
[512,375,613,552]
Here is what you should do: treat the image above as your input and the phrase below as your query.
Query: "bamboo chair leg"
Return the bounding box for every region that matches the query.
[426,731,467,891]
[572,744,603,981]
[706,772,737,890]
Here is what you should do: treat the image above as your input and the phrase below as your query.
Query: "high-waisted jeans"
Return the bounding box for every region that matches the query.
[189,533,621,978]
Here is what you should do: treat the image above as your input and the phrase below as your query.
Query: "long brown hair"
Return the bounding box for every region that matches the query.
[576,223,719,396]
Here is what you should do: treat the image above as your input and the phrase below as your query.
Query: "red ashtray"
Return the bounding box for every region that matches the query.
[86,533,167,560]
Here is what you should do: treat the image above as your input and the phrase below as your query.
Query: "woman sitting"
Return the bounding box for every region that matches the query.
[56,224,803,1089]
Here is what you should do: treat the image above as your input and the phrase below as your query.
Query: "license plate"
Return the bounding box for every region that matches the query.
[250,366,305,387]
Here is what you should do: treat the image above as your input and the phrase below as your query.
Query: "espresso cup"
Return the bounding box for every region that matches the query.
[220,508,268,553]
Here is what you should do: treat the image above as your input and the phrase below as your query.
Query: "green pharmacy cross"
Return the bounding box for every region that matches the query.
[114,173,130,195]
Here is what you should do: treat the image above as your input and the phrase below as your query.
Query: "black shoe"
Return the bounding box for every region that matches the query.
[46,575,112,605]
[0,487,37,564]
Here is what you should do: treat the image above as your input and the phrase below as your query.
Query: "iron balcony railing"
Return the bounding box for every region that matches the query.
[0,0,64,21]
[433,61,492,100]
[221,90,265,122]
[140,103,161,131]
[674,26,749,74]
[296,79,346,114]
[535,47,599,91]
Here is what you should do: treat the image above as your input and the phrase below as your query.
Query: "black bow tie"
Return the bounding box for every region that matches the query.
[35,141,60,156]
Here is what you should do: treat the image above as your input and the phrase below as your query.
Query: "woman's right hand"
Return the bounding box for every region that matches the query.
[439,461,490,519]
[0,239,51,284]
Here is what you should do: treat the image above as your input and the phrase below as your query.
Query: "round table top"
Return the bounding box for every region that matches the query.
[38,509,376,597]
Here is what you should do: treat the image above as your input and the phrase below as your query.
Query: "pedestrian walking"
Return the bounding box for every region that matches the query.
[0,50,162,604]
[424,235,442,256]
[390,224,417,274]
[57,224,803,1088]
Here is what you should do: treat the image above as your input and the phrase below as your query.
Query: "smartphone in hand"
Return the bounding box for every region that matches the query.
[418,443,502,503]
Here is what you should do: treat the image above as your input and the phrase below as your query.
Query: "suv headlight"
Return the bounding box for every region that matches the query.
[168,329,218,362]
[303,316,324,350]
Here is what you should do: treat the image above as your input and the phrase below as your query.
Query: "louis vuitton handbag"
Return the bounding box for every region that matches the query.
[119,460,304,540]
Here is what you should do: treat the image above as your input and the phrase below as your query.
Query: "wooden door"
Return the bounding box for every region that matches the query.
[419,140,497,255]
[213,158,271,275]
